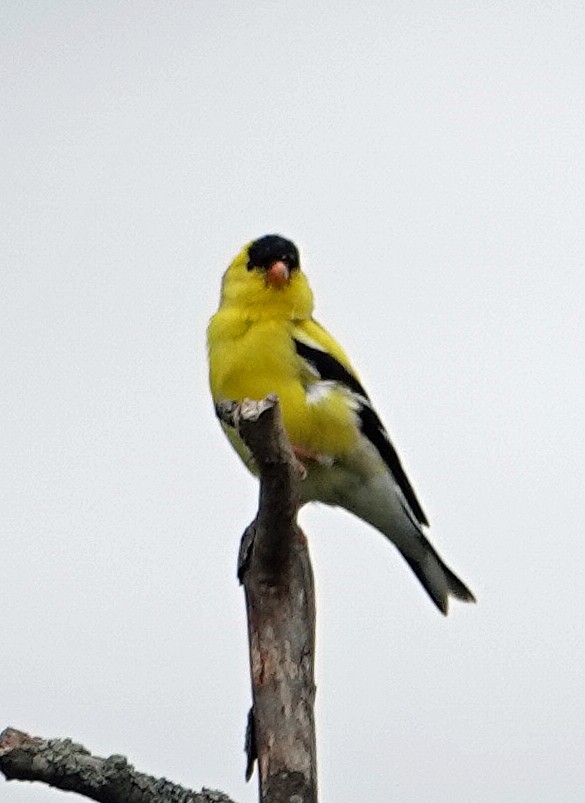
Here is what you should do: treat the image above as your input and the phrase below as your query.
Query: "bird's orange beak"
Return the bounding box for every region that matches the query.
[265,260,290,288]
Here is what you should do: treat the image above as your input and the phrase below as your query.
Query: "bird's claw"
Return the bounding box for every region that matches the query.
[293,445,333,470]
[294,458,307,480]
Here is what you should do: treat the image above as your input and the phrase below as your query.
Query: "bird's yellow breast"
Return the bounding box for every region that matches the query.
[208,312,359,460]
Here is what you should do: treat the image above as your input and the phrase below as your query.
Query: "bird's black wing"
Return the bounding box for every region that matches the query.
[293,337,429,527]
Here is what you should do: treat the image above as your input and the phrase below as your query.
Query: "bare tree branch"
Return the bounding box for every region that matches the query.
[0,727,236,803]
[2,394,318,803]
[217,395,318,803]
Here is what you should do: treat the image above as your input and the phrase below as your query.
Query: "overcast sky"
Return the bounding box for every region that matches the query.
[2,3,584,802]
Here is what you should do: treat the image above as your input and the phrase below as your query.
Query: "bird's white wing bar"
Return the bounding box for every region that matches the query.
[305,380,337,405]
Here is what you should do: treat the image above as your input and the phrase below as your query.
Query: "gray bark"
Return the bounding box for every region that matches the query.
[0,727,235,802]
[217,395,318,803]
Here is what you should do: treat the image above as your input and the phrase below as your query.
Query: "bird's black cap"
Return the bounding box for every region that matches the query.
[247,235,300,272]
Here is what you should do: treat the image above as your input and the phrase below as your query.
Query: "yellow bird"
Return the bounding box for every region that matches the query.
[207,234,475,614]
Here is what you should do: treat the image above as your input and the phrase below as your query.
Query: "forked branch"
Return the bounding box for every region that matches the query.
[1,395,318,803]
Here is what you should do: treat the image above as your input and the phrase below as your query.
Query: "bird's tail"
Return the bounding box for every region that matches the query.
[303,463,475,614]
[328,470,475,615]
[398,531,476,615]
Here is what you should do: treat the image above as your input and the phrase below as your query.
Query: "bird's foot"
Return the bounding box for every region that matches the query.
[293,455,308,480]
[293,445,333,469]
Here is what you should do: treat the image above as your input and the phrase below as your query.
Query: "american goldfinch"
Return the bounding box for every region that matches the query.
[207,234,475,614]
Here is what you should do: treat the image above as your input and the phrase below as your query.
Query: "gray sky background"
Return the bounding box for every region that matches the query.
[2,3,584,802]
